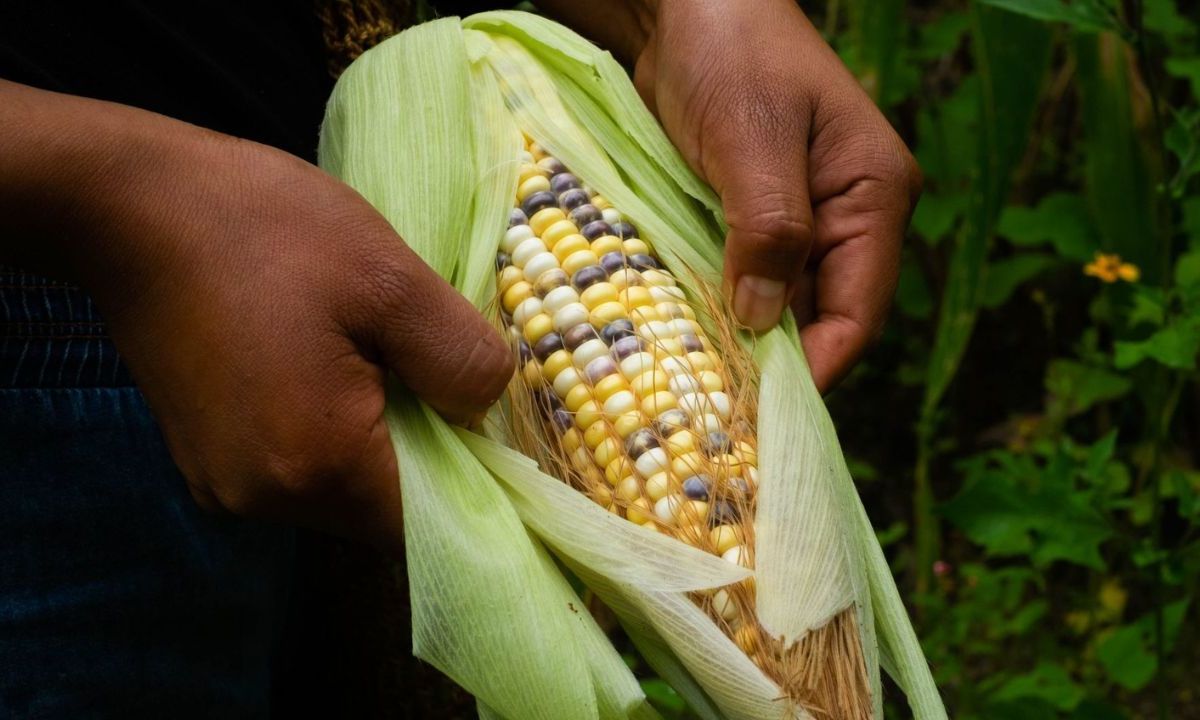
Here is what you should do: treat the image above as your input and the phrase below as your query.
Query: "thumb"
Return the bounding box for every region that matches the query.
[705,110,814,332]
[359,241,514,424]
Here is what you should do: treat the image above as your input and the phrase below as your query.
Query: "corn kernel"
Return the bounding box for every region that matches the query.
[572,338,609,369]
[591,195,611,210]
[612,411,646,439]
[671,451,705,479]
[735,441,757,466]
[498,266,524,294]
[590,235,623,256]
[711,589,738,621]
[652,338,684,359]
[626,497,653,524]
[710,525,744,555]
[619,286,654,309]
[517,174,551,202]
[590,483,613,506]
[582,420,610,450]
[608,268,642,289]
[529,207,566,236]
[589,300,628,325]
[603,389,638,419]
[552,303,590,333]
[733,625,760,654]
[517,162,544,185]
[541,349,573,383]
[623,238,650,255]
[522,360,543,387]
[722,544,751,568]
[605,456,635,486]
[562,250,599,276]
[653,494,683,525]
[594,437,623,468]
[635,447,670,478]
[630,369,668,398]
[542,220,579,247]
[576,400,602,429]
[564,383,592,412]
[552,234,590,263]
[561,426,583,454]
[615,475,641,502]
[552,366,583,397]
[586,371,625,400]
[618,351,656,380]
[714,453,743,478]
[580,282,618,309]
[666,430,697,456]
[642,390,677,417]
[627,305,660,324]
[641,269,675,287]
[644,472,673,502]
[522,251,560,283]
[522,313,554,344]
[502,281,534,313]
[698,370,723,392]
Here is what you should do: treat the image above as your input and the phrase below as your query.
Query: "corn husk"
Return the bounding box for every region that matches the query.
[318,12,945,720]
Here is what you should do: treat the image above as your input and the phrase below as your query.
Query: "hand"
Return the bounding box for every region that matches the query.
[541,0,922,392]
[0,80,513,550]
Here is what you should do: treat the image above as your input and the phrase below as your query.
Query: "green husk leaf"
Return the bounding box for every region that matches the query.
[457,428,753,592]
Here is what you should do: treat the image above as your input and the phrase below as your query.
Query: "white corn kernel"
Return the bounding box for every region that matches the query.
[512,297,542,329]
[635,447,670,478]
[573,339,609,368]
[553,303,590,333]
[512,236,548,267]
[542,285,579,315]
[619,351,657,380]
[553,367,583,396]
[523,252,559,283]
[502,224,535,253]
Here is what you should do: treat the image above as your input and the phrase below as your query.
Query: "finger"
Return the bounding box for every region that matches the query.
[705,100,814,332]
[800,181,910,392]
[357,241,515,424]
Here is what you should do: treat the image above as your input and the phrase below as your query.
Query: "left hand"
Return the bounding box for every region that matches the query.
[540,0,922,392]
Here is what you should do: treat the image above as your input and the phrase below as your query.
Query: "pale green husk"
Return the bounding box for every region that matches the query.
[319,11,945,720]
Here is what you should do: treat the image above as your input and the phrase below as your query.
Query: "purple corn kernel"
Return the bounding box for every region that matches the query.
[627,253,660,271]
[552,408,574,432]
[682,474,713,501]
[532,332,564,362]
[517,338,533,365]
[569,204,602,226]
[522,191,559,217]
[600,318,635,345]
[610,334,644,359]
[584,355,619,384]
[580,220,613,240]
[508,208,528,228]
[599,251,628,275]
[538,157,566,175]
[680,333,703,353]
[611,221,638,239]
[495,251,511,271]
[625,428,659,460]
[653,409,690,437]
[572,265,608,290]
[550,172,580,194]
[704,431,734,456]
[558,188,590,211]
[708,499,740,526]
[563,323,600,351]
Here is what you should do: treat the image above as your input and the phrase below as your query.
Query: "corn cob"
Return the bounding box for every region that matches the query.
[497,138,868,718]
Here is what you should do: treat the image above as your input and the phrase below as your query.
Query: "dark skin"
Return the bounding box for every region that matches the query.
[0,0,918,553]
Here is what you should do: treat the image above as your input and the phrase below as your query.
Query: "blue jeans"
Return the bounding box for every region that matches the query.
[1,268,294,718]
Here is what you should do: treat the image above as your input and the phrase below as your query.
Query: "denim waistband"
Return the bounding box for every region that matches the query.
[0,266,132,388]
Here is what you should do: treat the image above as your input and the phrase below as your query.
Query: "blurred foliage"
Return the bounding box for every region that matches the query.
[822,0,1200,717]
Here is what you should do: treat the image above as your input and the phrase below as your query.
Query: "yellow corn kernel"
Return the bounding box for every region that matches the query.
[615,475,641,502]
[517,162,544,185]
[735,441,757,466]
[652,338,684,360]
[589,301,628,325]
[584,420,610,450]
[576,400,602,430]
[671,451,706,479]
[605,456,634,486]
[564,383,593,412]
[641,390,677,417]
[623,238,650,255]
[630,369,668,398]
[529,207,566,236]
[627,305,660,324]
[710,525,744,555]
[499,265,524,294]
[522,313,554,344]
[591,483,613,506]
[593,437,623,468]
[561,427,583,454]
[541,349,573,382]
[666,430,697,456]
[626,497,654,524]
[591,195,612,210]
[714,453,743,478]
[542,220,579,247]
[522,360,543,386]
[593,373,630,402]
[698,370,723,393]
[502,281,534,313]
[516,174,551,201]
[562,250,600,276]
[612,411,646,439]
[619,286,654,309]
[552,234,590,262]
[590,235,623,256]
[644,471,673,502]
[580,282,618,309]
[685,351,716,373]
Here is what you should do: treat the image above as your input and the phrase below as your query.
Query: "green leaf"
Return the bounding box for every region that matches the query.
[913,11,972,61]
[1096,624,1157,690]
[1166,56,1200,100]
[981,253,1057,308]
[997,193,1098,261]
[912,191,967,243]
[1044,359,1132,417]
[977,0,1121,33]
[1176,249,1200,287]
[1070,698,1130,720]
[1127,286,1167,327]
[941,473,1037,556]
[1114,320,1200,370]
[992,662,1085,711]
[896,253,934,319]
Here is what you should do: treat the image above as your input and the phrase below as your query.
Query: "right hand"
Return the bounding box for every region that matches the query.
[0,80,514,551]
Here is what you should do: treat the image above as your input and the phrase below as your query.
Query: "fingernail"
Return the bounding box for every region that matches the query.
[733,275,787,331]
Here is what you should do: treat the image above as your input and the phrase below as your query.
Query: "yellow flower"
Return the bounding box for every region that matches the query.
[1084,252,1140,283]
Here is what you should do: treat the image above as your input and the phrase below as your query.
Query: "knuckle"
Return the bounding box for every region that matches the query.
[727,202,813,269]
